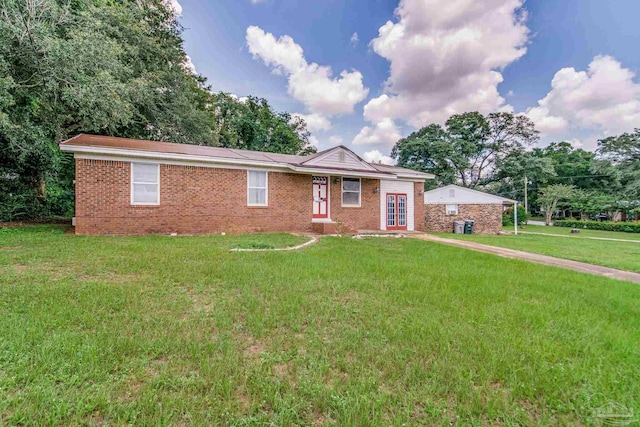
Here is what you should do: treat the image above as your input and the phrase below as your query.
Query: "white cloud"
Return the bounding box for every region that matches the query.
[568,139,583,149]
[361,0,529,128]
[526,55,640,142]
[364,150,395,165]
[246,26,369,125]
[350,32,359,46]
[292,113,331,133]
[352,118,402,146]
[250,0,265,3]
[183,54,196,74]
[308,135,320,149]
[329,135,344,146]
[166,0,182,16]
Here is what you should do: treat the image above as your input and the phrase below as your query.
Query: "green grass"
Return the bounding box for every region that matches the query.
[439,230,640,273]
[1,225,639,425]
[518,224,640,241]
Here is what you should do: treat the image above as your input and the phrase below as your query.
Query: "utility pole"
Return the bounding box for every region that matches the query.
[524,175,528,213]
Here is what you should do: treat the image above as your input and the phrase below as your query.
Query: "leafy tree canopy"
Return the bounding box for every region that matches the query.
[392,112,539,189]
[0,0,313,220]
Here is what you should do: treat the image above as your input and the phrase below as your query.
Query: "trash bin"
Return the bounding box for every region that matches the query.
[464,220,475,234]
[453,220,465,234]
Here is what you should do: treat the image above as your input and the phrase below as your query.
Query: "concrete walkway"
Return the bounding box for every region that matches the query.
[413,234,640,284]
[513,231,640,244]
[230,235,318,252]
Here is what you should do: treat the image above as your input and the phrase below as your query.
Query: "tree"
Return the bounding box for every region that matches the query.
[569,190,615,220]
[493,150,556,210]
[209,94,314,155]
[0,0,313,220]
[538,184,575,225]
[597,129,640,200]
[391,124,456,189]
[392,112,539,189]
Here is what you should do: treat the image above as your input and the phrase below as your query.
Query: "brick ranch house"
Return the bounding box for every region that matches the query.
[60,134,434,235]
[423,184,517,234]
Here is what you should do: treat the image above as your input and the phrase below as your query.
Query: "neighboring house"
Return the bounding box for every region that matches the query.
[423,185,517,234]
[60,134,434,235]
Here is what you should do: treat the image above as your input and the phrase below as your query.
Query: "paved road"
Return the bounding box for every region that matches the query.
[413,233,640,284]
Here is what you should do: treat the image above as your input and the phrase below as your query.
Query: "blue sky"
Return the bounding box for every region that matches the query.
[176,0,640,162]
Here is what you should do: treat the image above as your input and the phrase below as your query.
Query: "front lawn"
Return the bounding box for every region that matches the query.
[444,230,640,273]
[1,226,638,425]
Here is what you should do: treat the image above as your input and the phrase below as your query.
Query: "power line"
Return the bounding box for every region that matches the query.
[552,174,615,179]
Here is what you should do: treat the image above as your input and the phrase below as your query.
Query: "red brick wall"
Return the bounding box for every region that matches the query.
[74,159,385,235]
[328,177,380,232]
[424,203,503,234]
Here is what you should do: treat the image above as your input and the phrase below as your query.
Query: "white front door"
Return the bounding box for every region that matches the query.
[312,176,329,219]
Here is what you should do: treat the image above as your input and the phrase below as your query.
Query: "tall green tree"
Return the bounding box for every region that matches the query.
[597,129,640,200]
[0,0,312,220]
[492,150,555,208]
[538,184,575,225]
[209,94,315,155]
[392,111,538,189]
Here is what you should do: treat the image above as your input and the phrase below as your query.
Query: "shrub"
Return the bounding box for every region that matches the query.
[554,220,640,233]
[502,205,530,226]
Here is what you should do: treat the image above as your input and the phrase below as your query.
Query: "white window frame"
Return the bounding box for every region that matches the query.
[341,177,361,207]
[247,170,268,207]
[446,204,459,215]
[131,163,160,206]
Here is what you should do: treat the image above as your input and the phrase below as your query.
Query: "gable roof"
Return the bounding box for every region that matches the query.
[60,134,435,181]
[300,146,377,172]
[424,184,518,205]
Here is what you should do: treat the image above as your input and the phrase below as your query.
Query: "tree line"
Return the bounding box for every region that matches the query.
[391,112,640,222]
[0,0,314,221]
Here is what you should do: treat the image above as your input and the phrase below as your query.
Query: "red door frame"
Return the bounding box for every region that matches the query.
[386,193,407,230]
[312,176,329,219]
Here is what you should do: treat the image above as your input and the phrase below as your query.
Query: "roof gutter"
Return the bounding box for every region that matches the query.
[59,144,292,170]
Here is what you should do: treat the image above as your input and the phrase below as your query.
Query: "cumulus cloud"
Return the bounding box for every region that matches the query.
[308,135,320,149]
[183,54,196,74]
[246,26,369,127]
[292,113,331,133]
[358,0,528,138]
[352,118,402,146]
[329,136,344,146]
[166,0,182,16]
[350,32,359,46]
[526,55,640,141]
[364,150,395,165]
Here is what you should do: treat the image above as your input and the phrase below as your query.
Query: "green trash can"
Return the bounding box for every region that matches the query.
[464,220,475,234]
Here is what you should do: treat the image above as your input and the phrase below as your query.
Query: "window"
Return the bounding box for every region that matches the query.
[446,204,459,215]
[131,163,159,205]
[247,170,268,206]
[342,177,361,207]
